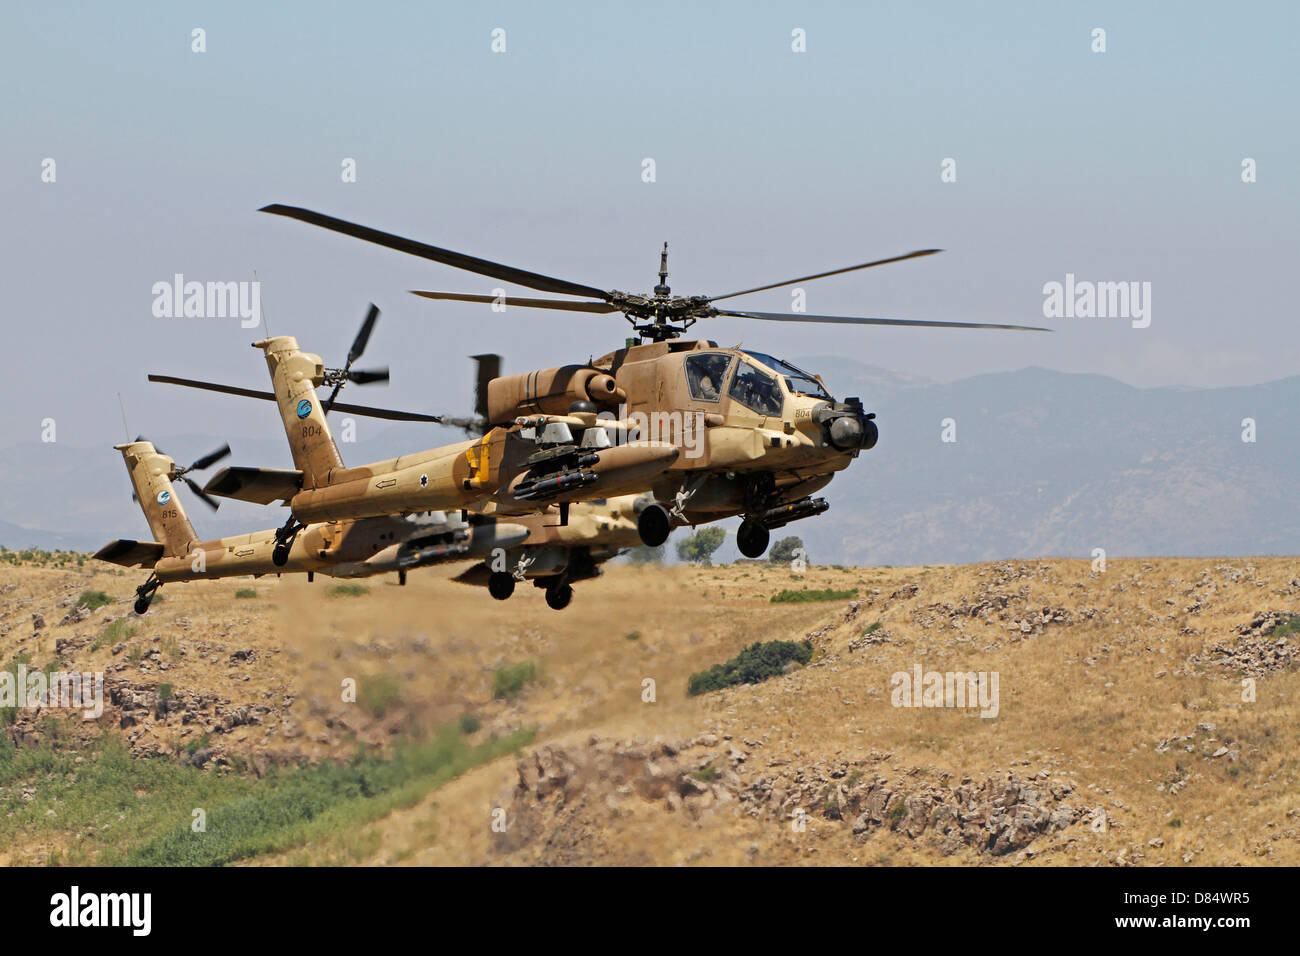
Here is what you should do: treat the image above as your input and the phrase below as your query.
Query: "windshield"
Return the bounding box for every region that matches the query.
[728,359,784,418]
[741,350,832,400]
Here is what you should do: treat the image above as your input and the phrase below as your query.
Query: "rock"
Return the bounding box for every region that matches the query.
[59,605,91,626]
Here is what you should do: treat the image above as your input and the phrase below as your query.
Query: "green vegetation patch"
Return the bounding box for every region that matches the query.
[130,725,531,866]
[92,617,137,651]
[76,590,113,611]
[770,587,859,604]
[687,639,814,696]
[492,661,539,700]
[0,722,533,866]
[234,588,257,599]
[1274,614,1300,639]
[358,675,402,719]
[328,583,370,598]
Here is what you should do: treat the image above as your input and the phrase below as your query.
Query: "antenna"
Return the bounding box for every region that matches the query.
[117,393,131,442]
[254,269,272,337]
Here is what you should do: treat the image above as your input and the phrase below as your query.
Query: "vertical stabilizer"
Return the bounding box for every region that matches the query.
[253,335,345,488]
[115,440,198,557]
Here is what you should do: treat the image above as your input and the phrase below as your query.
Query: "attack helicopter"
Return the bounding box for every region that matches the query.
[151,313,662,609]
[255,205,1049,557]
[149,304,679,563]
[95,438,530,614]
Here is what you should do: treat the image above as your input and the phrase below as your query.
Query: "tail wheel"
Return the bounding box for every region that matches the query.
[737,520,770,559]
[134,596,152,615]
[272,542,290,567]
[488,571,516,600]
[545,582,573,611]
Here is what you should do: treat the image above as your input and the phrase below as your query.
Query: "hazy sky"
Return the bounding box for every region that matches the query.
[3,1,1297,450]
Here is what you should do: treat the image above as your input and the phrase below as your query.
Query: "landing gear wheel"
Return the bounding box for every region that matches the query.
[545,582,573,611]
[488,571,516,601]
[272,542,290,567]
[637,503,671,547]
[737,520,770,559]
[134,596,152,615]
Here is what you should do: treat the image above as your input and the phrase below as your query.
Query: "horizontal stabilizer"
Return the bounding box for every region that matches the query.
[93,539,165,568]
[204,466,304,505]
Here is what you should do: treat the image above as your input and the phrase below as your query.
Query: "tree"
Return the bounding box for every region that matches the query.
[768,535,806,565]
[627,544,666,565]
[675,526,726,565]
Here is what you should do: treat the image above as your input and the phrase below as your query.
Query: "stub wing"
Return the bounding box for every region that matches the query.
[93,539,165,568]
[203,466,304,505]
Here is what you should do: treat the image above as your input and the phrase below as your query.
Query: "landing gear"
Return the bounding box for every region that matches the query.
[737,520,770,559]
[637,503,672,547]
[544,581,573,611]
[488,571,516,600]
[133,574,160,615]
[272,517,303,567]
[398,569,407,586]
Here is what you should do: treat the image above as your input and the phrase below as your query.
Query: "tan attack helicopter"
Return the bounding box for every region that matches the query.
[253,205,1049,558]
[149,302,679,562]
[94,438,531,614]
[151,314,661,609]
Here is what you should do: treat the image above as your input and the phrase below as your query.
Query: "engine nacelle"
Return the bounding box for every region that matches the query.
[488,366,626,423]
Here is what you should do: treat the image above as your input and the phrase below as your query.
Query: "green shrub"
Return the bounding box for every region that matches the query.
[770,587,858,604]
[687,639,814,696]
[93,617,137,651]
[329,584,369,598]
[234,588,257,599]
[75,590,113,611]
[1274,614,1300,639]
[358,676,401,718]
[888,797,908,829]
[458,714,481,735]
[492,661,538,700]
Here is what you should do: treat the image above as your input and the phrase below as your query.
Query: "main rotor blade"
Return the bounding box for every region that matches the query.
[148,374,446,422]
[261,204,611,300]
[189,443,232,472]
[348,303,380,366]
[713,310,1051,332]
[709,249,943,302]
[411,291,618,313]
[323,400,444,422]
[148,375,274,402]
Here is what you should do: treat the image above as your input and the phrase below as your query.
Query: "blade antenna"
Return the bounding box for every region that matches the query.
[117,393,131,443]
[254,269,272,337]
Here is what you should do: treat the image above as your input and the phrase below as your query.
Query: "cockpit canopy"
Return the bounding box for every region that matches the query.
[683,349,832,418]
[739,350,832,401]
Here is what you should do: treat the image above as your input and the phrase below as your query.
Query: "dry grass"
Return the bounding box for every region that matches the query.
[2,555,1297,866]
